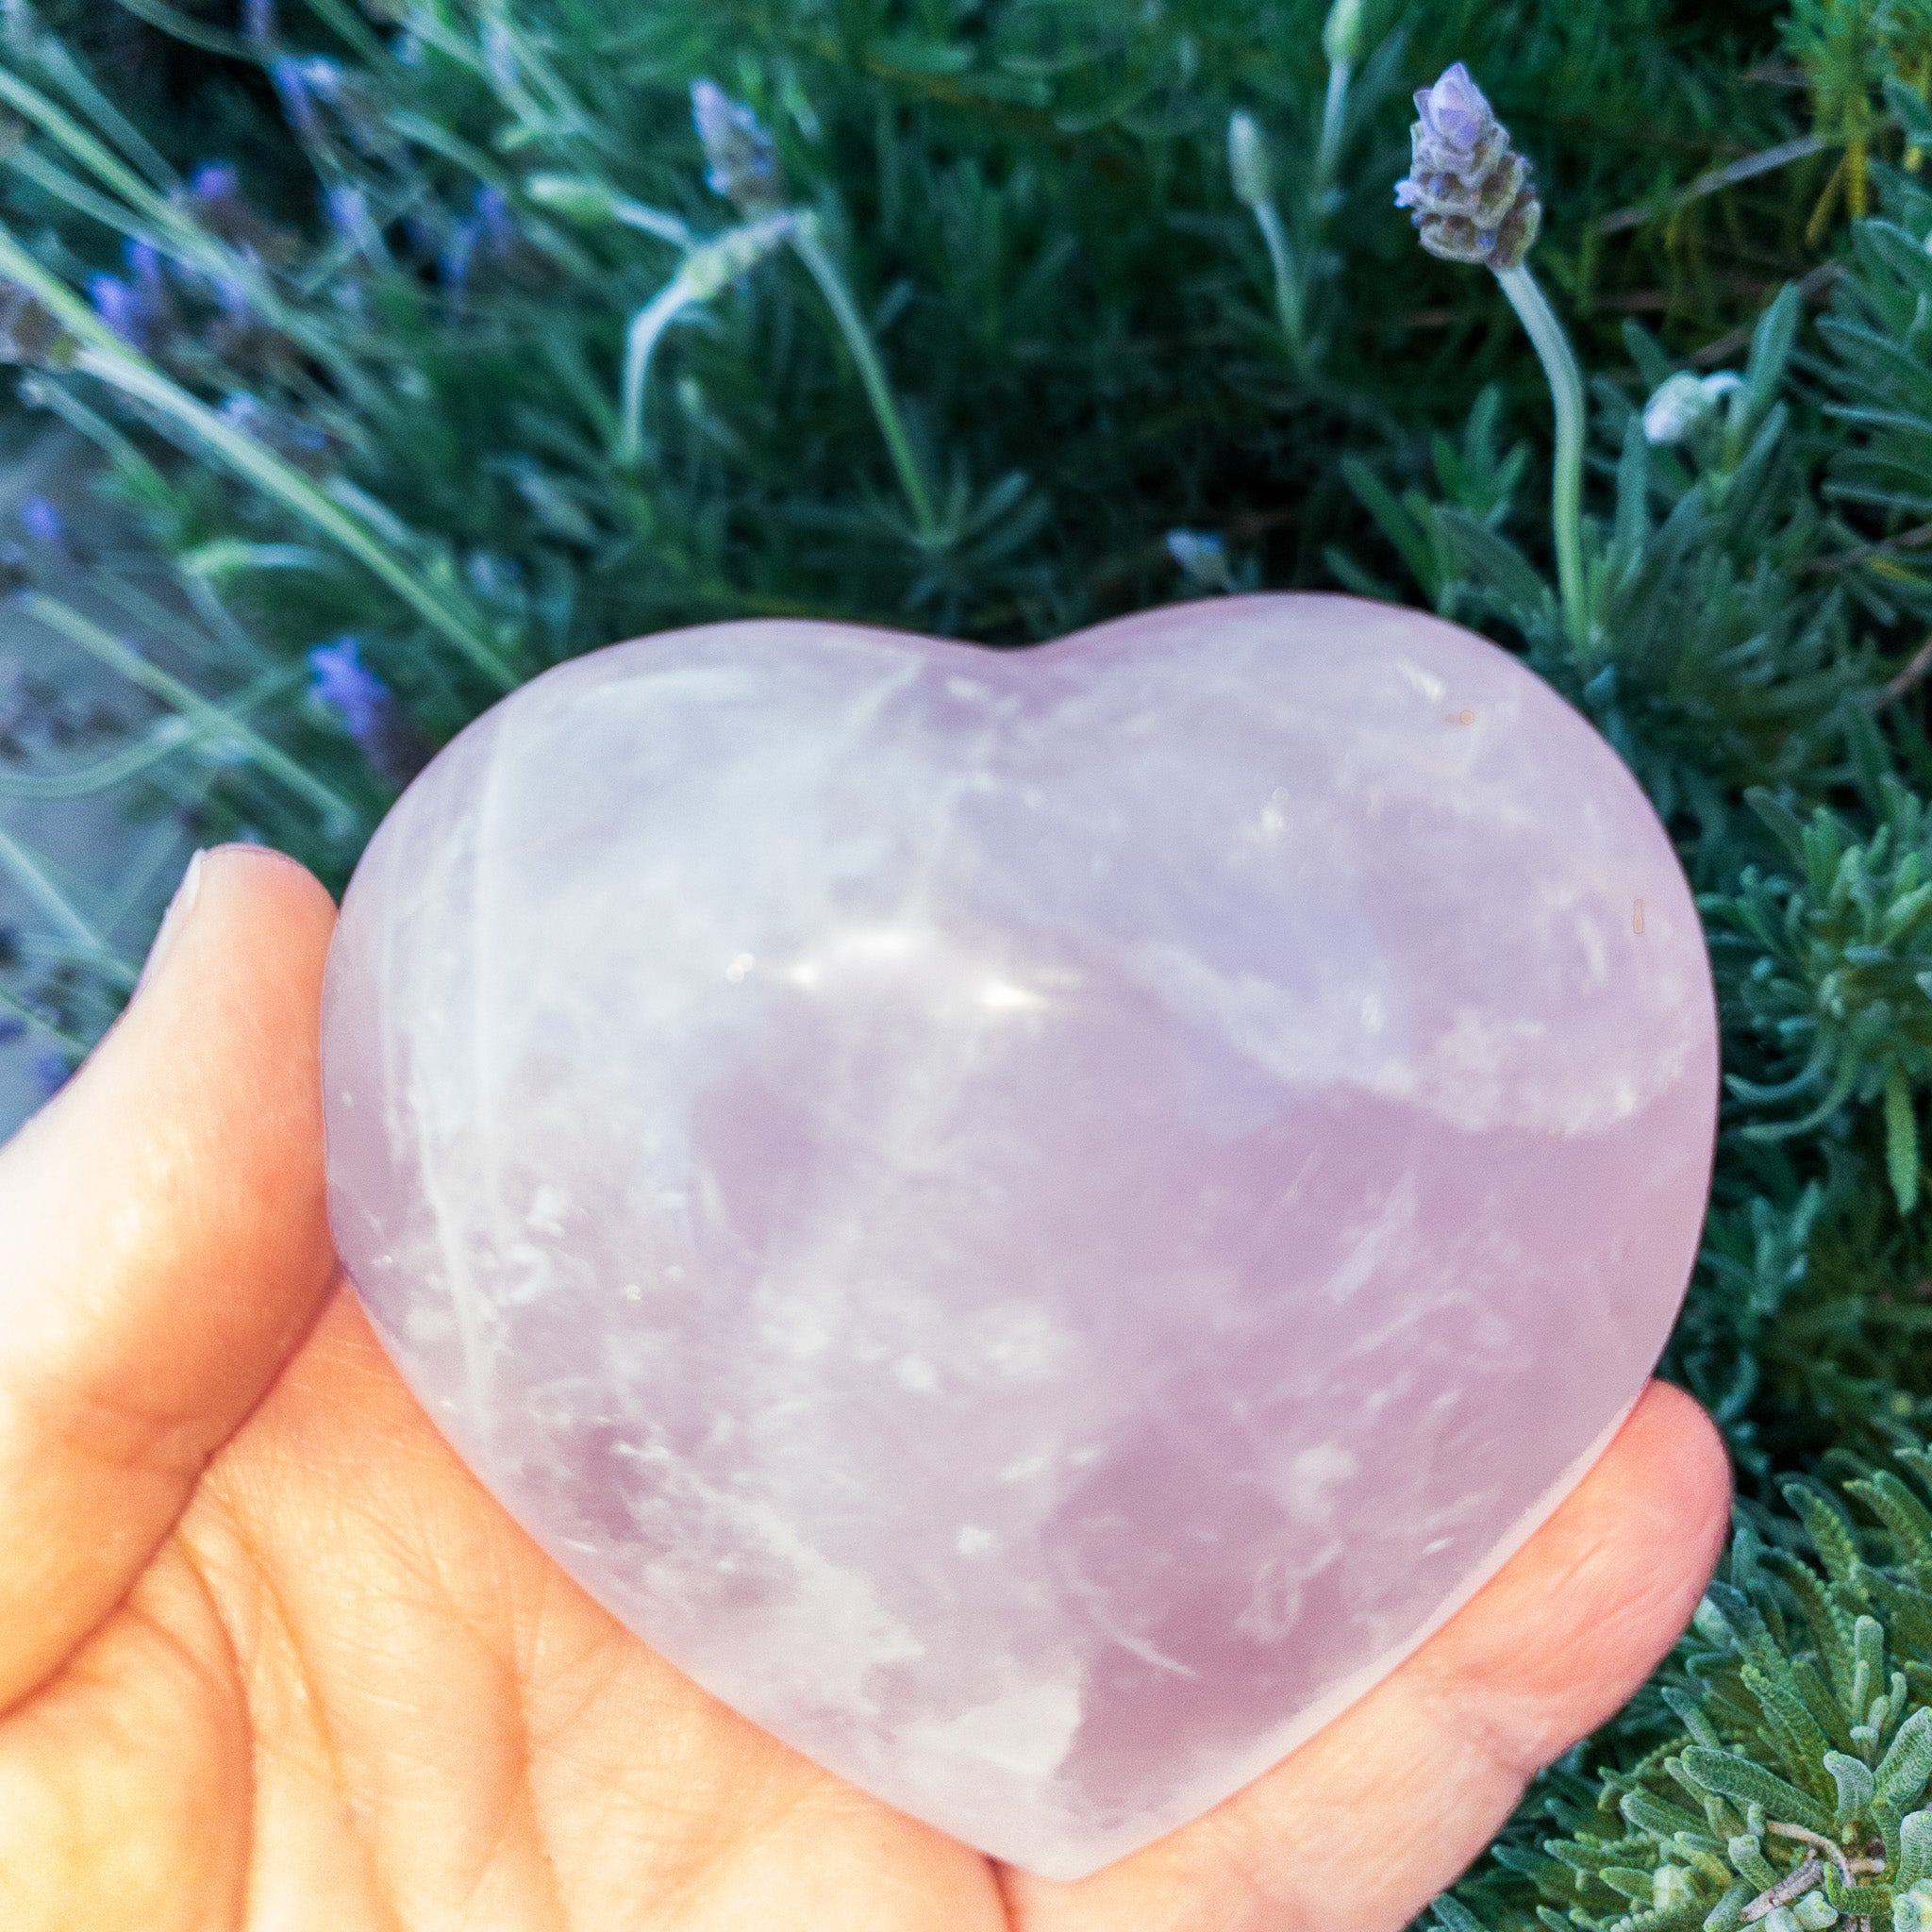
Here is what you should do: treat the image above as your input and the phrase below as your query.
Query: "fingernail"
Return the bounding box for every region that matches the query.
[133,849,206,1000]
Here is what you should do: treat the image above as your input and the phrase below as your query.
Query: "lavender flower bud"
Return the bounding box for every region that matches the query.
[308,636,389,744]
[190,161,241,204]
[1392,63,1541,271]
[1641,369,1741,445]
[18,494,61,547]
[1226,112,1272,210]
[177,163,293,266]
[125,238,164,293]
[440,221,478,295]
[523,174,623,225]
[691,80,786,214]
[89,273,142,345]
[271,58,321,139]
[475,185,516,252]
[1166,528,1236,592]
[1322,0,1368,66]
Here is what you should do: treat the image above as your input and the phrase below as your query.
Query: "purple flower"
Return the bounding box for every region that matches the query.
[88,273,142,344]
[33,1050,69,1099]
[243,0,275,43]
[308,636,389,743]
[440,188,514,289]
[476,184,516,250]
[1415,62,1491,155]
[18,493,62,546]
[325,183,373,245]
[0,1015,25,1045]
[190,161,241,203]
[691,79,785,213]
[296,57,344,103]
[1392,62,1541,270]
[125,237,163,289]
[271,58,322,139]
[439,222,477,294]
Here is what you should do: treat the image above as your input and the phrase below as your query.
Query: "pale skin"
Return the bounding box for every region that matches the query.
[0,846,1732,1931]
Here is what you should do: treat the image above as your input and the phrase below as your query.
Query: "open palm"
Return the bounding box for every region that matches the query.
[0,848,1730,1932]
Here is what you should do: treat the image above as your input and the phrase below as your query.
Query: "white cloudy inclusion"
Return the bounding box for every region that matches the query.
[321,593,1719,1877]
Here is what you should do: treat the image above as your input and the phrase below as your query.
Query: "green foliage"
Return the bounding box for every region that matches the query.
[1439,1447,1932,1931]
[0,0,1836,1044]
[1714,779,1932,1215]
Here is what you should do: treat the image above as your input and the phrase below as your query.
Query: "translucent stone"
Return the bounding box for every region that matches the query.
[320,593,1717,1878]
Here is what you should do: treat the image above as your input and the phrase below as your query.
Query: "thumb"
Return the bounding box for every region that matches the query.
[0,844,340,1714]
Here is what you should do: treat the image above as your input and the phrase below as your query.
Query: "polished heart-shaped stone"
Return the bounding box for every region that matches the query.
[320,592,1717,1879]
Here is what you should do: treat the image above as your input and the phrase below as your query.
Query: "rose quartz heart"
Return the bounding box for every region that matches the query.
[320,592,1717,1878]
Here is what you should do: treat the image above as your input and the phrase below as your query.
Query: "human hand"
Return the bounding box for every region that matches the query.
[0,845,1731,1931]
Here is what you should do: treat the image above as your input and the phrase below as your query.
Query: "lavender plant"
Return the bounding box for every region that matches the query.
[1441,1448,1932,1932]
[1224,0,1406,373]
[1393,62,1581,641]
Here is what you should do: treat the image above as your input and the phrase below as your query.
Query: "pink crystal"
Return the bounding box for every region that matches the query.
[320,593,1718,1878]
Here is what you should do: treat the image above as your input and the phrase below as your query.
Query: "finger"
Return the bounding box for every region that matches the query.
[0,844,340,1715]
[1002,1380,1731,1932]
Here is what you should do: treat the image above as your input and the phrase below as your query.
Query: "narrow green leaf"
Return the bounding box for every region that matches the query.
[1624,1788,1708,1839]
[1663,1687,1724,1750]
[1746,789,1812,864]
[1781,1483,1870,1591]
[1887,1063,1922,1215]
[1341,456,1436,594]
[1824,1747,1875,1827]
[1901,1807,1932,1890]
[1887,77,1932,153]
[1742,1662,1835,1790]
[1702,1883,1751,1932]
[1622,316,1675,391]
[1878,1707,1932,1810]
[1742,283,1801,425]
[1679,1748,1832,1834]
